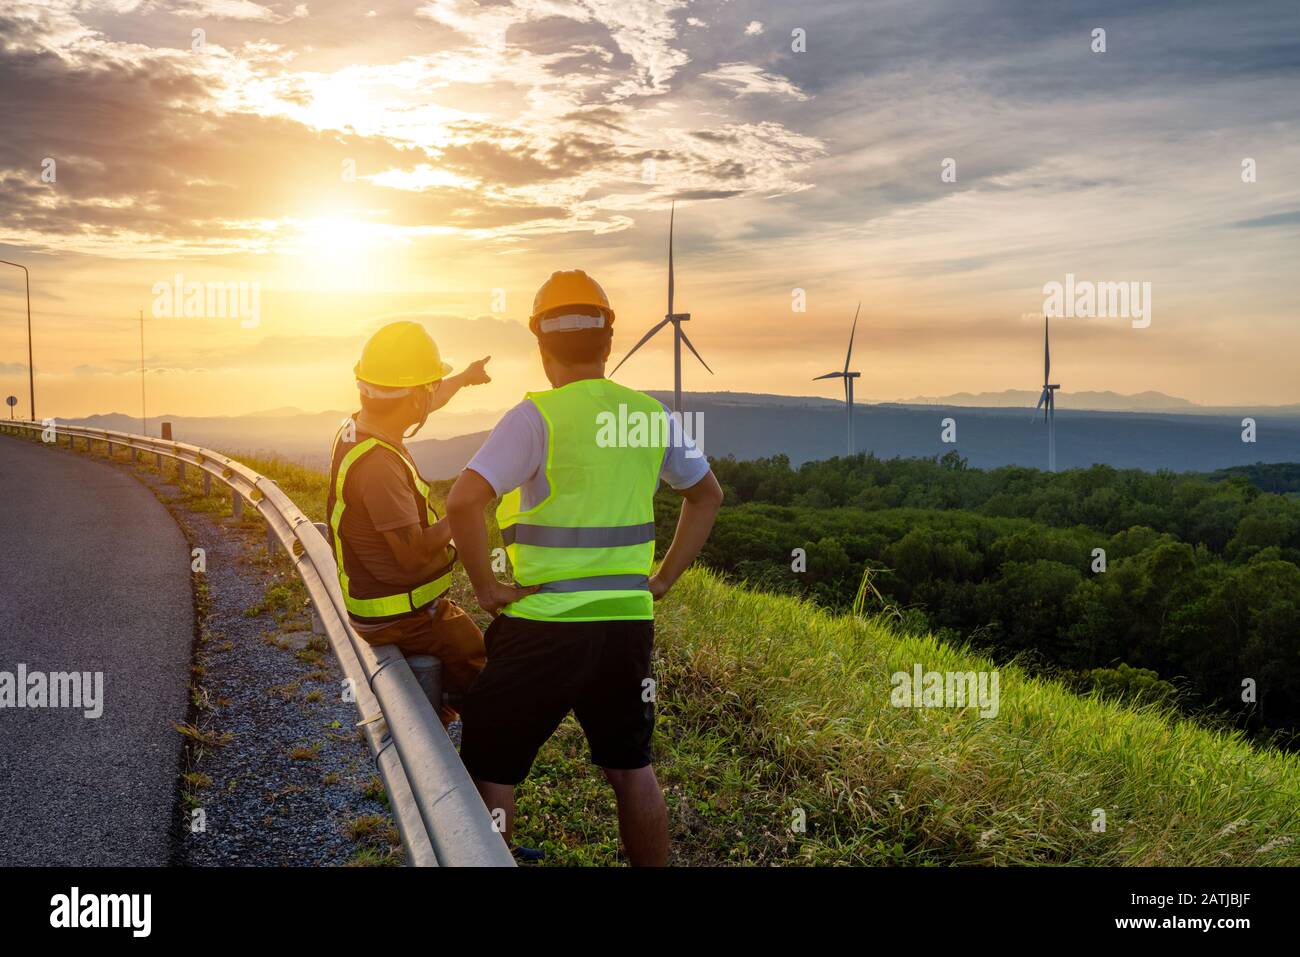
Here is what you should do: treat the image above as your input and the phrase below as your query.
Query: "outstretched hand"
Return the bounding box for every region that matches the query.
[461,356,492,386]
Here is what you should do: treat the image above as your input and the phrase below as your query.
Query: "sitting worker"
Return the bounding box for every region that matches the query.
[327,320,491,726]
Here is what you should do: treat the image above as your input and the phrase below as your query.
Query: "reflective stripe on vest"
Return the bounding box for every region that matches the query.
[496,379,666,622]
[501,522,656,548]
[329,432,452,620]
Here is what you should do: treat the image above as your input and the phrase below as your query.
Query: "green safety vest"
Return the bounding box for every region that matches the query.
[327,422,454,622]
[497,378,667,622]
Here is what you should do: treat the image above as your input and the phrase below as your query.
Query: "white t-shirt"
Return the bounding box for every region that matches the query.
[466,397,710,507]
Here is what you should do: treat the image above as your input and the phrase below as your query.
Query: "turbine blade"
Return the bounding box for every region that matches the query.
[667,201,675,317]
[813,371,845,381]
[609,318,671,376]
[678,327,713,374]
[1044,315,1051,384]
[1033,387,1047,422]
[844,302,860,373]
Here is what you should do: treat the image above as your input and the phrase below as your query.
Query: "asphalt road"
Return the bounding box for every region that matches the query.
[0,435,193,865]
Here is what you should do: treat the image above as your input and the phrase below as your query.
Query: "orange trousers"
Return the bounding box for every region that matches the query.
[355,599,486,725]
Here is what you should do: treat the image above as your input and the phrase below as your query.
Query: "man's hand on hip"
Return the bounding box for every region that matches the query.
[476,580,540,616]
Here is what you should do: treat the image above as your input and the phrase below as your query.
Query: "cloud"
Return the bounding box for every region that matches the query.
[0,0,823,257]
[1231,210,1300,229]
[701,62,808,100]
[743,20,763,36]
[170,0,283,21]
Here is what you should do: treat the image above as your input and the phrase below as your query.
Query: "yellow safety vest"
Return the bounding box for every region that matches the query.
[327,422,454,621]
[497,379,667,621]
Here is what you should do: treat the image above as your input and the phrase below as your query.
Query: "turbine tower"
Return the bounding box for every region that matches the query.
[611,201,712,414]
[813,303,862,454]
[1034,315,1060,471]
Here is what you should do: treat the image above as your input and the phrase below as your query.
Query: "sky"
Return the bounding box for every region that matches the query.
[1,0,1298,420]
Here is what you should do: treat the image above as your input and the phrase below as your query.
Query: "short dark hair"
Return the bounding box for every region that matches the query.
[539,326,612,364]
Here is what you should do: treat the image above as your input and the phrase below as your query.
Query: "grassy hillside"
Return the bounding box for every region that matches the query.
[215,451,1300,864]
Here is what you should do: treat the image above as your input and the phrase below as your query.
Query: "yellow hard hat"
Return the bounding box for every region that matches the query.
[529,270,615,335]
[354,321,453,389]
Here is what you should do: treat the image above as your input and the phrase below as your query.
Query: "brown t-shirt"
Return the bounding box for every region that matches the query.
[338,442,450,633]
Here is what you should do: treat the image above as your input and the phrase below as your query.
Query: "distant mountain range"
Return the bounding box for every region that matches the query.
[54,389,1300,478]
[893,388,1300,416]
[56,406,504,471]
[896,389,1197,411]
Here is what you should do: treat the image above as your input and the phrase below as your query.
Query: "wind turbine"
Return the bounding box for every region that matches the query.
[1034,314,1060,471]
[611,201,712,414]
[814,303,861,454]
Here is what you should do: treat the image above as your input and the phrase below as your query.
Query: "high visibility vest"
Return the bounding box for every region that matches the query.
[497,379,667,622]
[327,421,454,622]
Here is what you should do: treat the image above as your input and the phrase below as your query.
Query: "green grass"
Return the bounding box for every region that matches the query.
[157,450,1300,865]
[640,569,1300,865]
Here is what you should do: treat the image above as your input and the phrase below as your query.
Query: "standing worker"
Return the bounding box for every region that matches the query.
[446,270,724,865]
[328,321,492,726]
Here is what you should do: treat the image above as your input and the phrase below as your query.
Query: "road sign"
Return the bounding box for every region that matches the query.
[5,395,15,420]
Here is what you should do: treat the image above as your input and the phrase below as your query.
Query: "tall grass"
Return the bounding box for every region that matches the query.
[654,570,1300,865]
[233,453,1300,865]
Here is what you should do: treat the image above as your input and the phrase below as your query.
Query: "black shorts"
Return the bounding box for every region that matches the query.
[459,614,655,785]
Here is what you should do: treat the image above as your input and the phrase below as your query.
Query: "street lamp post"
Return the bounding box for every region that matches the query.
[0,259,34,421]
[139,308,146,437]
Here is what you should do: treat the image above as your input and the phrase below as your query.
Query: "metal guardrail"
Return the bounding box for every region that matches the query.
[0,418,514,868]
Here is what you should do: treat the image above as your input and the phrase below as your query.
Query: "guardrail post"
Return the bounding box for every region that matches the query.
[155,452,163,469]
[309,522,331,634]
[406,656,444,716]
[203,472,211,495]
[106,440,114,456]
[231,490,243,519]
[177,460,187,481]
[309,601,326,635]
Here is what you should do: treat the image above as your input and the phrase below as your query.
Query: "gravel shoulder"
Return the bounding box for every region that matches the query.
[130,461,404,866]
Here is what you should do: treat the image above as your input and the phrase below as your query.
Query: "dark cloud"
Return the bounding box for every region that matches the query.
[669,188,745,201]
[559,106,629,132]
[1232,210,1300,229]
